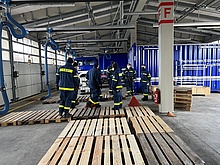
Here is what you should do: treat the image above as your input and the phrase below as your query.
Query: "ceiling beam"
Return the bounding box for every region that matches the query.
[56,38,128,43]
[27,25,135,32]
[61,46,124,50]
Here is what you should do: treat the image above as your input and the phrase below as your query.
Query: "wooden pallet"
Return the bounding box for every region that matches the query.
[58,117,131,138]
[38,135,145,165]
[130,116,173,134]
[174,87,192,111]
[70,107,125,119]
[0,110,71,126]
[101,92,126,101]
[77,95,90,102]
[125,106,155,119]
[42,96,60,104]
[130,116,204,165]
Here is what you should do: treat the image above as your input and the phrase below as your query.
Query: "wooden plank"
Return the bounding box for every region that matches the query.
[89,107,96,117]
[120,135,133,165]
[142,116,158,133]
[81,119,91,136]
[45,110,59,124]
[59,121,75,138]
[109,118,116,135]
[99,107,105,118]
[59,137,79,165]
[143,106,155,116]
[66,120,80,138]
[169,133,205,165]
[119,109,125,116]
[130,117,143,134]
[161,133,193,165]
[134,106,144,116]
[105,107,110,116]
[69,108,78,116]
[148,116,164,133]
[73,120,87,137]
[115,118,122,135]
[121,118,131,134]
[127,135,145,164]
[103,118,109,136]
[153,116,173,133]
[130,107,138,117]
[79,136,94,165]
[144,133,170,165]
[95,119,103,136]
[125,107,133,118]
[94,107,101,118]
[139,106,149,116]
[38,138,63,165]
[136,117,150,134]
[70,136,86,165]
[92,136,103,165]
[112,135,122,165]
[109,107,115,117]
[104,136,111,165]
[86,119,98,136]
[152,133,183,165]
[137,134,160,165]
[49,138,71,165]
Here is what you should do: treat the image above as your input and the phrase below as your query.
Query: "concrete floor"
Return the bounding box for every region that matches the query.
[0,88,220,165]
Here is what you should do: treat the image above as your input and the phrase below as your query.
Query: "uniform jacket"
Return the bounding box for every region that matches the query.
[141,68,151,83]
[56,63,79,91]
[123,67,136,79]
[111,68,123,90]
[86,67,102,89]
[107,64,113,79]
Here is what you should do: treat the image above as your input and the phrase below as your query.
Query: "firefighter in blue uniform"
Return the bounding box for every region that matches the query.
[71,61,80,108]
[56,57,78,118]
[85,62,102,108]
[111,62,123,110]
[107,61,114,94]
[123,63,136,96]
[141,64,151,101]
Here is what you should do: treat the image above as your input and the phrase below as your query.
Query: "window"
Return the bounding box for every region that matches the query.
[2,30,8,38]
[2,39,9,49]
[14,52,24,62]
[13,42,23,53]
[2,51,9,61]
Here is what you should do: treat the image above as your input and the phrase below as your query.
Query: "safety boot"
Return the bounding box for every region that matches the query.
[64,112,72,118]
[142,96,148,101]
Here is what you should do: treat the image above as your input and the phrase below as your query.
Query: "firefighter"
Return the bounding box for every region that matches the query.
[56,57,78,118]
[123,63,136,96]
[106,61,114,94]
[71,61,80,108]
[85,62,102,108]
[141,64,151,101]
[111,62,123,110]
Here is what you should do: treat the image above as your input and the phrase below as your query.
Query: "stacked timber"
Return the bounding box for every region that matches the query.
[174,87,192,111]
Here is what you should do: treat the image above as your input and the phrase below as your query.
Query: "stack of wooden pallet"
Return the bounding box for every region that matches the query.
[38,106,205,164]
[38,118,145,164]
[174,87,192,111]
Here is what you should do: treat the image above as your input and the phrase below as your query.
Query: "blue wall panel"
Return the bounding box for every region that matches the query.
[99,53,128,71]
[129,44,220,92]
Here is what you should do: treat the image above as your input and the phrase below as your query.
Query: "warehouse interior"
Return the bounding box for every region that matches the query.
[0,0,220,164]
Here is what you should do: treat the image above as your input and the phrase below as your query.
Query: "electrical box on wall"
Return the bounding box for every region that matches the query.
[13,71,19,78]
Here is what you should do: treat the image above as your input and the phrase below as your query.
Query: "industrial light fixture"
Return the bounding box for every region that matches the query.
[153,22,220,28]
[30,2,75,7]
[199,45,220,49]
[197,26,220,29]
